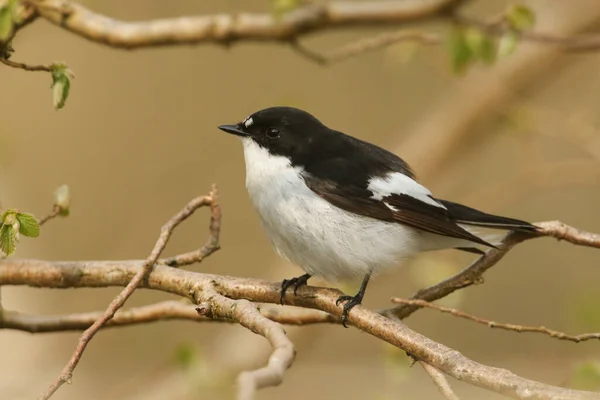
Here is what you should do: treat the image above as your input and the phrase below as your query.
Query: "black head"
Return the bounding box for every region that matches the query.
[218,106,331,161]
[220,106,416,178]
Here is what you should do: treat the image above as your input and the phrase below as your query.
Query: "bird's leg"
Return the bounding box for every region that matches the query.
[280,273,311,305]
[336,273,371,328]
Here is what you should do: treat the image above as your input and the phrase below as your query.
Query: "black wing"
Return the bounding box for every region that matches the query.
[301,158,496,248]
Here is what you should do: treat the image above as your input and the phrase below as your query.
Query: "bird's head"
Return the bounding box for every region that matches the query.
[218,106,331,163]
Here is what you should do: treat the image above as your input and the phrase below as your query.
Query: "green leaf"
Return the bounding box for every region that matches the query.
[446,25,473,75]
[51,64,75,110]
[0,0,16,42]
[506,4,536,31]
[464,28,484,53]
[479,35,497,65]
[54,184,71,216]
[569,361,600,391]
[498,31,519,58]
[0,220,16,256]
[16,212,39,237]
[465,28,496,65]
[1,209,16,224]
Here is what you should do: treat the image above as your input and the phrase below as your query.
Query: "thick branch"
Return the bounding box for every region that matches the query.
[1,259,598,399]
[29,0,462,49]
[201,290,295,400]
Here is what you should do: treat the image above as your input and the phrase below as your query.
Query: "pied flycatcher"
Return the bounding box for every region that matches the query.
[219,107,536,326]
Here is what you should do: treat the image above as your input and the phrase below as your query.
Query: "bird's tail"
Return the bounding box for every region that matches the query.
[439,199,537,252]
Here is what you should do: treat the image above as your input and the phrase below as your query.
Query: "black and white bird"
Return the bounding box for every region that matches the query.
[219,106,536,326]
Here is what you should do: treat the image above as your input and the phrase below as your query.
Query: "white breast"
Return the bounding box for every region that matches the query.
[241,138,422,282]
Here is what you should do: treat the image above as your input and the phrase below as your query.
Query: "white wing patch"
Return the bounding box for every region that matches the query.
[384,202,399,212]
[243,116,254,128]
[368,172,446,209]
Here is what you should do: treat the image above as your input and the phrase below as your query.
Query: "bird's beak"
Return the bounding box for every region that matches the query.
[218,124,248,137]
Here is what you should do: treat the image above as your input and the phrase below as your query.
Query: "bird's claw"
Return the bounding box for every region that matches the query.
[280,274,310,305]
[336,294,361,328]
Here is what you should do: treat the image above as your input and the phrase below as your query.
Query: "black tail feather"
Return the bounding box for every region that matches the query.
[438,199,537,231]
[455,246,487,255]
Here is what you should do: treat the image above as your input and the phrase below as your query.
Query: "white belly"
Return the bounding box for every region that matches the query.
[242,139,421,282]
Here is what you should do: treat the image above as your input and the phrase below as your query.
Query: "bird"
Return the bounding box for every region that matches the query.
[218,106,537,327]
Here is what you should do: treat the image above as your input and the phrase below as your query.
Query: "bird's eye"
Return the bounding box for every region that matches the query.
[266,127,280,140]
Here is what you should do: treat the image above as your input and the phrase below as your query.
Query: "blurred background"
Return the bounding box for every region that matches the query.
[1,0,600,399]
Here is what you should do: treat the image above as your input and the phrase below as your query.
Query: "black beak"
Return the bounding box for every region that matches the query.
[218,124,248,137]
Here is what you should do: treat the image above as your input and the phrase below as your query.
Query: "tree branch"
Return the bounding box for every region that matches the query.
[200,289,296,400]
[163,185,221,267]
[0,301,335,333]
[535,221,600,247]
[392,298,600,343]
[1,253,599,399]
[15,0,600,61]
[0,57,52,72]
[26,0,463,49]
[39,188,218,400]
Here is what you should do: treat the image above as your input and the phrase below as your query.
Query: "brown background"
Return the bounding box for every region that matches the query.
[1,0,600,399]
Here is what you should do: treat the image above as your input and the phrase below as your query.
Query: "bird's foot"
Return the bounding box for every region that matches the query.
[336,294,363,328]
[280,273,311,305]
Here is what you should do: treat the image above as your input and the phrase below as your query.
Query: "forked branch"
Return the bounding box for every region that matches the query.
[38,187,220,400]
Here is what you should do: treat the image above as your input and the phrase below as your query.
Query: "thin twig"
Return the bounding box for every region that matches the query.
[38,206,61,226]
[420,362,460,400]
[39,189,217,400]
[293,30,440,65]
[392,298,600,343]
[202,289,295,400]
[0,57,52,72]
[163,184,221,267]
[536,220,600,248]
